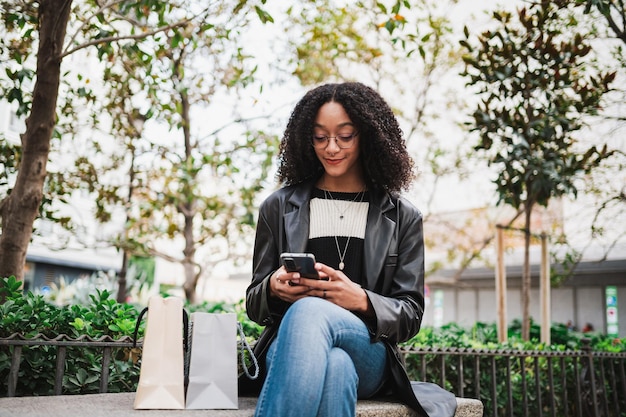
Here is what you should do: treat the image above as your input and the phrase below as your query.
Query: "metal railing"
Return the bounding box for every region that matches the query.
[402,339,626,417]
[2,335,625,416]
[1,333,140,397]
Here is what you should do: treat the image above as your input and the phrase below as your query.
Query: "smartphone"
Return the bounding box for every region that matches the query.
[280,252,320,279]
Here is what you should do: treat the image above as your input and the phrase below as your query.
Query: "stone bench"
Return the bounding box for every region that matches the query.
[0,392,483,416]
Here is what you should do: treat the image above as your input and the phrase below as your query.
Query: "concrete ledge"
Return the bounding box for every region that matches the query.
[0,392,483,417]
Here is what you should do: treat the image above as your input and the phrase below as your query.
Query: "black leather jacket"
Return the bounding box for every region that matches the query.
[242,180,456,417]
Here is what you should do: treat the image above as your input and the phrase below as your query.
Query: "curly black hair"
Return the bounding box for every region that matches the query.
[277,82,415,193]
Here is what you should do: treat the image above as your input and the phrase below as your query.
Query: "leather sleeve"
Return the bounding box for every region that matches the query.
[364,199,425,344]
[245,191,290,326]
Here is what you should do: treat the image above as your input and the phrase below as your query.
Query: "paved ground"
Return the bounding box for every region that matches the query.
[0,392,483,417]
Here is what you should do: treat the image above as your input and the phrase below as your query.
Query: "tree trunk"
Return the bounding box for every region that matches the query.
[0,0,72,281]
[521,202,533,341]
[182,258,196,303]
[117,249,129,303]
[180,91,198,303]
[182,211,197,303]
[116,146,137,303]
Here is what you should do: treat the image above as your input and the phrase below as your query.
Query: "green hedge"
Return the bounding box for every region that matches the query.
[0,276,260,396]
[1,276,623,398]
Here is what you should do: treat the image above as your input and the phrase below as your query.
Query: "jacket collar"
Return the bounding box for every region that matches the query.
[283,180,397,288]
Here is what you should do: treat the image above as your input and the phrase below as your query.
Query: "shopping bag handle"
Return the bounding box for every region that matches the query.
[237,322,259,380]
[132,305,190,353]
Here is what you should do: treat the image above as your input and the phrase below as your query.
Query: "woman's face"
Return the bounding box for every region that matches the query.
[312,101,363,187]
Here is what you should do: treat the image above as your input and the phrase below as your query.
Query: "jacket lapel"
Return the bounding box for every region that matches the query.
[283,183,313,253]
[363,189,396,289]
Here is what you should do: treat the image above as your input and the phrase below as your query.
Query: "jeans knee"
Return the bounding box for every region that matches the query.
[283,298,334,327]
[290,297,328,315]
[327,348,358,388]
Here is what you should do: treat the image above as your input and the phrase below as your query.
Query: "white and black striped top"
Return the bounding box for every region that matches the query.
[307,188,370,285]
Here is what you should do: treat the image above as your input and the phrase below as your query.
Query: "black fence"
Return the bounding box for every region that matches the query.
[403,339,626,417]
[1,333,140,396]
[2,335,625,416]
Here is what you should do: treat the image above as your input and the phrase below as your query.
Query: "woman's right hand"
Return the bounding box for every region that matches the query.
[269,266,312,302]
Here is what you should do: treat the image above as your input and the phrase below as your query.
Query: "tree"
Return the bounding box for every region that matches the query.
[88,3,278,303]
[0,0,220,284]
[461,1,615,340]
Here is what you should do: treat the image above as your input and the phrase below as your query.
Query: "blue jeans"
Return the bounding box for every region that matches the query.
[254,297,388,417]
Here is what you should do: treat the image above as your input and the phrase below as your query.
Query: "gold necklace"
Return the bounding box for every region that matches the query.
[323,189,365,270]
[324,187,365,220]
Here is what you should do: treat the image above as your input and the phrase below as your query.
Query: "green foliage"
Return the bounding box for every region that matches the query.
[286,1,384,85]
[402,318,620,352]
[0,277,143,396]
[461,2,616,210]
[0,136,21,192]
[0,277,262,396]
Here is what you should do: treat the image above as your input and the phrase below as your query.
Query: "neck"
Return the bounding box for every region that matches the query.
[318,175,366,193]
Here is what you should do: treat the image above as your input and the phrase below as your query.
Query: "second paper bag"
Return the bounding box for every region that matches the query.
[186,312,238,409]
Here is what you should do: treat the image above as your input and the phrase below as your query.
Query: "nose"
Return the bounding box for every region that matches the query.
[325,137,341,152]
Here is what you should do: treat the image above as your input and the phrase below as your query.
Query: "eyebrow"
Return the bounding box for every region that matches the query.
[313,122,355,130]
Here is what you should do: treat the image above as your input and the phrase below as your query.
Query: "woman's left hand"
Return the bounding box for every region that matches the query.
[298,263,370,313]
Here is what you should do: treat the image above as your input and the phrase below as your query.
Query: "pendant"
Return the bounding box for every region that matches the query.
[339,262,345,270]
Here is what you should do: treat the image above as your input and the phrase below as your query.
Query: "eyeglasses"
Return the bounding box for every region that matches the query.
[311,131,358,149]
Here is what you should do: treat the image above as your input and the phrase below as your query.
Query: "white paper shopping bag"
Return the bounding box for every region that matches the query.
[186,312,238,409]
[133,296,186,409]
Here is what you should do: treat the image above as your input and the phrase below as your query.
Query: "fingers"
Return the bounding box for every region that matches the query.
[271,262,355,304]
[273,267,300,286]
[271,268,311,302]
[314,262,349,282]
[301,269,364,309]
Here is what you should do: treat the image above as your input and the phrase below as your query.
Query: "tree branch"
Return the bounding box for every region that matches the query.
[146,246,181,264]
[63,0,127,54]
[60,7,210,59]
[604,0,626,44]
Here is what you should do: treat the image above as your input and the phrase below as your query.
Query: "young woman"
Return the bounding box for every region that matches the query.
[242,82,456,417]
